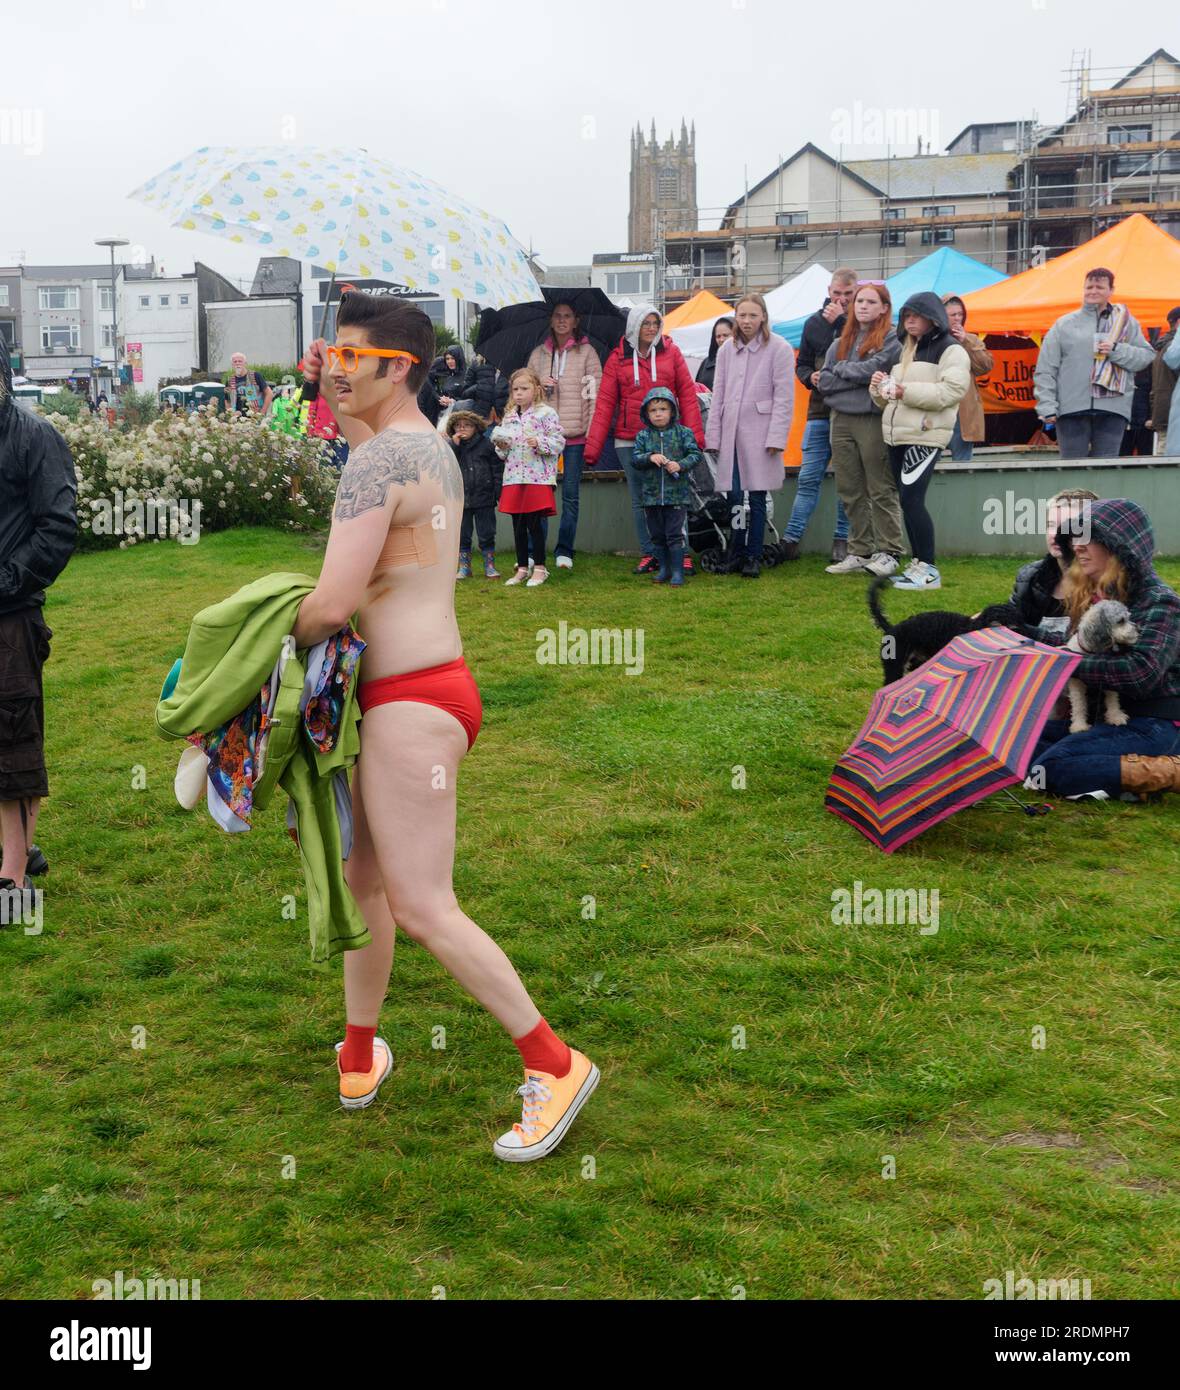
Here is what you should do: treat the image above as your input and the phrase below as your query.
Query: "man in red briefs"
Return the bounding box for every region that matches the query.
[293,291,598,1160]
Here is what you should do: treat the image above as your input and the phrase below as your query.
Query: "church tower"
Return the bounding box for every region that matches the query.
[628,119,697,252]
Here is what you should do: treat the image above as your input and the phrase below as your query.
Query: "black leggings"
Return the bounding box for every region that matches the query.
[887,444,940,565]
[512,511,547,569]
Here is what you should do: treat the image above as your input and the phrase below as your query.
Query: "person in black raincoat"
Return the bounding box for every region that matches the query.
[460,354,499,418]
[445,409,504,579]
[695,317,734,391]
[0,350,77,889]
[436,347,472,410]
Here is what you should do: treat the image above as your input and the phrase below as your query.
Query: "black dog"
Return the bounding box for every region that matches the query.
[868,577,1036,685]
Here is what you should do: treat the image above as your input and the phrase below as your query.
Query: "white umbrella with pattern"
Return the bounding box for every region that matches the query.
[129,145,540,308]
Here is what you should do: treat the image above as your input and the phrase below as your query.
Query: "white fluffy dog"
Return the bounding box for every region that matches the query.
[1065,600,1140,733]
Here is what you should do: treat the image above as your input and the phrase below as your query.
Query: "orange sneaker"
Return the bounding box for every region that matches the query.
[493,1050,599,1162]
[335,1036,393,1110]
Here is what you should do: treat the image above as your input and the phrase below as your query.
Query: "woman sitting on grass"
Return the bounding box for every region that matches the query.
[1028,497,1180,801]
[1010,488,1100,637]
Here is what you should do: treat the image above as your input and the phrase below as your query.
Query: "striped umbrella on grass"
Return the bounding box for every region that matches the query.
[825,627,1080,853]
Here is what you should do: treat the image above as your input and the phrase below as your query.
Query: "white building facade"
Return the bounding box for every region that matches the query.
[121,272,200,391]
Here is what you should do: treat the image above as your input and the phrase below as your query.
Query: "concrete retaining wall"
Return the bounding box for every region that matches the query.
[499,453,1180,558]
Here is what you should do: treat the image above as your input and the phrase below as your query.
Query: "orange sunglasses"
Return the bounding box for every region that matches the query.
[326,345,421,372]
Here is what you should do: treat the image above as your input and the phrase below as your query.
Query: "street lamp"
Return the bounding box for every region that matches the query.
[95,237,128,399]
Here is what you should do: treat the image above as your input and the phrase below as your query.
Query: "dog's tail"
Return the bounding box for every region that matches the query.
[867,576,895,636]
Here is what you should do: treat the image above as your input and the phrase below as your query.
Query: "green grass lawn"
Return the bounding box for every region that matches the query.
[2,529,1177,1300]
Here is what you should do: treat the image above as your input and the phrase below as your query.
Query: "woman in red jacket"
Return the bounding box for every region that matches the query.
[585,304,705,574]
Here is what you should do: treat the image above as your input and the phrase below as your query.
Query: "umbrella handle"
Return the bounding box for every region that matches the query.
[1000,787,1052,816]
[317,186,359,341]
[320,269,337,342]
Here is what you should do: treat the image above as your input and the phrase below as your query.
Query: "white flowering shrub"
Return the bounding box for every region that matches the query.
[45,407,339,550]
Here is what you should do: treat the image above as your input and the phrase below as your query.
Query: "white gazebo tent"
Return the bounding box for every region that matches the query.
[762,264,832,328]
[665,266,833,372]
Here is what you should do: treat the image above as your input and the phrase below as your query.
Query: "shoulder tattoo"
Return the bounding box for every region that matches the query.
[335,430,461,519]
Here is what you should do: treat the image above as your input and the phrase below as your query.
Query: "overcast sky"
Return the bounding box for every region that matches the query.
[0,0,1170,287]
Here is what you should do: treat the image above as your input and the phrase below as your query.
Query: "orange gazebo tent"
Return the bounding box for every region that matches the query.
[662,289,733,334]
[961,214,1180,335]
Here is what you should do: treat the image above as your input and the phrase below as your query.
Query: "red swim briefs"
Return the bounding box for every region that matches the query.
[357,656,482,750]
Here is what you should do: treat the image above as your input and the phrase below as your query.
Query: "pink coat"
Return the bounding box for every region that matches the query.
[704,332,795,492]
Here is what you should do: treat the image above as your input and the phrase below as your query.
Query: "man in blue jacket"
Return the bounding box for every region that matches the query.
[0,352,77,890]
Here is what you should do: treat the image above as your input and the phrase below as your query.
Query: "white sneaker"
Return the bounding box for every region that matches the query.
[865,552,900,577]
[825,552,870,575]
[892,561,941,590]
[526,565,549,587]
[555,555,573,570]
[889,558,921,585]
[527,558,535,575]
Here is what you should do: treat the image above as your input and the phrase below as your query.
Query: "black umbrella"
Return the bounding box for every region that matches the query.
[475,287,627,376]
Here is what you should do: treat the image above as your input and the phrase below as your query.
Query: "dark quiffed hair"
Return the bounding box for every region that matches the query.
[335,291,434,391]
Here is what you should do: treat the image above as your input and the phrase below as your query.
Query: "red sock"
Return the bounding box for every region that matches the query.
[340,1023,376,1073]
[513,1017,571,1078]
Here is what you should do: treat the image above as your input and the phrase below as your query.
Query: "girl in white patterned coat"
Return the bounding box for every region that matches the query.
[492,368,565,587]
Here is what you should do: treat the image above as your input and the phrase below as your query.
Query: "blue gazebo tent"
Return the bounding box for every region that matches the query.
[772,247,1007,345]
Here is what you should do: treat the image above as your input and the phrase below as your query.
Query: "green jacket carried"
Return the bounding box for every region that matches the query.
[154,572,370,964]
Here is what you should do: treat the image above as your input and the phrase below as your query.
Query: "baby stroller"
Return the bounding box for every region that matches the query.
[685,443,788,573]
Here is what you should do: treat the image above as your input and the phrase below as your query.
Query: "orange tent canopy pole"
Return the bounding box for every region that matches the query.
[782,377,809,467]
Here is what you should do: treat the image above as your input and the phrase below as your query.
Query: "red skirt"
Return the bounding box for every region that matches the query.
[499,483,556,516]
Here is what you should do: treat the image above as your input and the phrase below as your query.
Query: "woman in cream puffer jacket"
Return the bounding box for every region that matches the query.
[870,292,971,447]
[868,292,971,590]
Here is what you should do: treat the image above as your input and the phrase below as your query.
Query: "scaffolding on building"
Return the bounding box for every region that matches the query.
[655,52,1180,306]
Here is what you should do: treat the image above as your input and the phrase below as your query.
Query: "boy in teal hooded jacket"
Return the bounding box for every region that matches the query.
[155,571,369,963]
[631,385,702,585]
